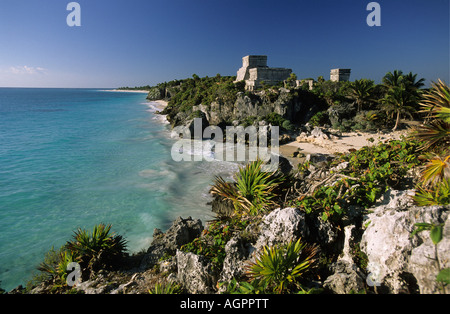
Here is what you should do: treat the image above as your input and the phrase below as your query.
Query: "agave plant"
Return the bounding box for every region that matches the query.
[210,159,287,216]
[414,179,450,206]
[247,239,319,293]
[38,247,77,285]
[413,79,450,184]
[66,223,127,272]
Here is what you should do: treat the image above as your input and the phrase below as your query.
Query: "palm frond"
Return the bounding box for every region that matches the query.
[414,179,450,206]
[420,154,450,187]
[419,79,450,123]
[413,120,450,151]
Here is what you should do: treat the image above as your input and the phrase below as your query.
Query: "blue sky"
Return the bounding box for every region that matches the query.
[0,0,448,88]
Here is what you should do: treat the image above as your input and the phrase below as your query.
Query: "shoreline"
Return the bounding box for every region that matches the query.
[280,129,409,168]
[147,100,169,124]
[150,104,409,169]
[100,89,150,93]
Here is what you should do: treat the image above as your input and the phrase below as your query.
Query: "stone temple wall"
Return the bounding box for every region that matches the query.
[236,55,292,91]
[249,67,292,83]
[330,69,351,82]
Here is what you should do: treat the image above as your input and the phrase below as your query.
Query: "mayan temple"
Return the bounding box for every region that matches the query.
[236,55,292,91]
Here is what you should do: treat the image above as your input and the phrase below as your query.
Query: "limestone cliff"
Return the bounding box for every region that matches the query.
[154,80,325,132]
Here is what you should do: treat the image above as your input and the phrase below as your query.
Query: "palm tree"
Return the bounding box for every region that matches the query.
[403,72,426,90]
[348,79,375,112]
[382,85,417,130]
[381,70,425,130]
[382,70,404,88]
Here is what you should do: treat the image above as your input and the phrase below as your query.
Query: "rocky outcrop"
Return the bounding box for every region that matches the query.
[176,251,218,294]
[163,88,324,132]
[254,207,308,250]
[360,190,449,294]
[140,216,203,270]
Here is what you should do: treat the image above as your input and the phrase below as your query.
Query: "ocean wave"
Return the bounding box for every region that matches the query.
[138,168,174,179]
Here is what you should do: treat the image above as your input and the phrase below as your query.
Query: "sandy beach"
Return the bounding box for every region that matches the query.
[147,100,169,124]
[280,129,409,168]
[152,100,169,110]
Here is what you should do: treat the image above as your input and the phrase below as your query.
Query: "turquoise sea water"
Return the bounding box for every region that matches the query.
[0,88,238,291]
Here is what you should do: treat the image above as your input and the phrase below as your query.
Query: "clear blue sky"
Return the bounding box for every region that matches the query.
[0,0,448,88]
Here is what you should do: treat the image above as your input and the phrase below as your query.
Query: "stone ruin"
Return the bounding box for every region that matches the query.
[330,68,351,82]
[236,55,292,91]
[235,55,351,90]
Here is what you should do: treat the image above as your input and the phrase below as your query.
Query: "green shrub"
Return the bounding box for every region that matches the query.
[309,111,330,127]
[181,218,249,270]
[264,113,285,127]
[37,247,77,286]
[246,239,319,293]
[293,139,422,221]
[282,120,295,131]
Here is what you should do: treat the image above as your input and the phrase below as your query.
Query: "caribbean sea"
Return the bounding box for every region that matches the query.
[0,88,238,291]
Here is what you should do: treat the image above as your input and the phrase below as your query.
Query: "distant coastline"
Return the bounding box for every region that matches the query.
[100,89,150,93]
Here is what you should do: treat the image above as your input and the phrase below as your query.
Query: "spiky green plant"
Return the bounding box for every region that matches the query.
[419,154,450,187]
[412,80,450,206]
[247,239,319,293]
[66,223,127,272]
[414,179,450,206]
[413,79,450,154]
[419,79,450,123]
[210,159,287,216]
[37,247,77,285]
[149,282,183,294]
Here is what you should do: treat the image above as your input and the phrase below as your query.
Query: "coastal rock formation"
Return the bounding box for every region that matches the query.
[360,190,450,294]
[323,260,366,294]
[254,207,308,250]
[162,86,323,134]
[176,250,218,294]
[140,216,203,270]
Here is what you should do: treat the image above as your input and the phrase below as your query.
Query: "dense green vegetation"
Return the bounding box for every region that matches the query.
[116,85,152,90]
[294,139,422,222]
[310,70,426,131]
[164,74,244,112]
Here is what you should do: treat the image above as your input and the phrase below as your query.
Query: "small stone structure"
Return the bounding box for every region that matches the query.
[330,69,351,82]
[236,55,292,91]
[296,79,314,90]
